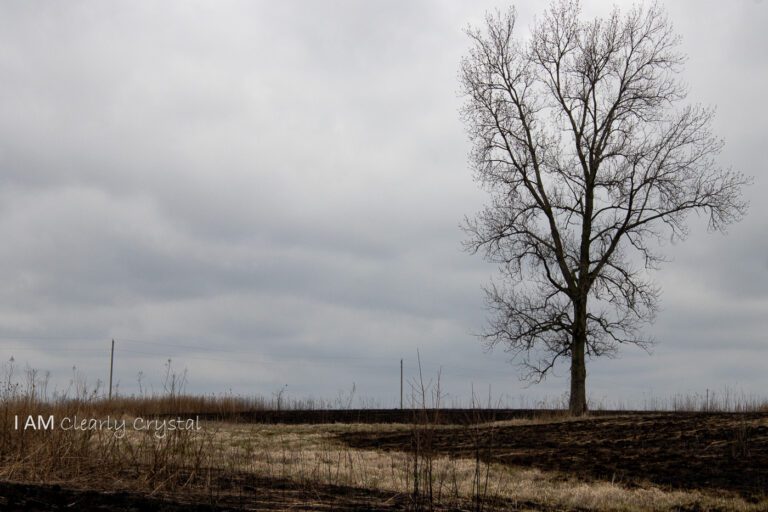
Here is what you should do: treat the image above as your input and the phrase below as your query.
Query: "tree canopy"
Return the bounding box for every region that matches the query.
[460,0,750,414]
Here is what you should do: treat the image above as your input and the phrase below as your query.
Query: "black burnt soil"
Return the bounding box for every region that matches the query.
[337,412,768,499]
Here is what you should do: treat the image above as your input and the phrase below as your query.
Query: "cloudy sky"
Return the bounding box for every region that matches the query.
[0,0,765,407]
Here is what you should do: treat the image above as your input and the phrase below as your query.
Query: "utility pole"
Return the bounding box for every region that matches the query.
[108,339,115,400]
[400,358,403,410]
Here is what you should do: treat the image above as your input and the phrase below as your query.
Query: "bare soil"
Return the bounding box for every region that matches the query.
[338,411,768,500]
[0,475,546,511]
[2,410,766,510]
[184,408,568,424]
[0,477,416,511]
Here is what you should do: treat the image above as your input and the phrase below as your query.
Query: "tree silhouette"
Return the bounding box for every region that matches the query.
[460,1,750,414]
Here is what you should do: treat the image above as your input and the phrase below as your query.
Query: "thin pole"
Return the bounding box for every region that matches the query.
[400,358,403,410]
[108,339,115,400]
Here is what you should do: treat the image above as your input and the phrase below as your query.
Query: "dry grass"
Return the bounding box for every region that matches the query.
[1,361,767,510]
[2,410,767,511]
[197,421,766,512]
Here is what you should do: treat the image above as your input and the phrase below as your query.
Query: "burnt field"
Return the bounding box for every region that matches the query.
[1,409,767,511]
[0,477,417,512]
[183,407,592,424]
[339,411,768,501]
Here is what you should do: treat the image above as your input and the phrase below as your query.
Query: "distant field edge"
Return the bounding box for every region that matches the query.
[169,408,762,424]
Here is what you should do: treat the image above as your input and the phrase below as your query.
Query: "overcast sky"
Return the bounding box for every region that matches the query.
[0,0,765,407]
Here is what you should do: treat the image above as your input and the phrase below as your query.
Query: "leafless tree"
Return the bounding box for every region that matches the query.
[460,1,750,415]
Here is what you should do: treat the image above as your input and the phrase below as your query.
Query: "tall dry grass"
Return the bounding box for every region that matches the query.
[0,358,766,511]
[0,360,217,492]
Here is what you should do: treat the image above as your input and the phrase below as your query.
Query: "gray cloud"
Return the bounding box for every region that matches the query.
[0,0,765,405]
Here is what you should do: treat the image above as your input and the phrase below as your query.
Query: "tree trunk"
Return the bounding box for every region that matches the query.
[569,339,587,415]
[569,302,588,415]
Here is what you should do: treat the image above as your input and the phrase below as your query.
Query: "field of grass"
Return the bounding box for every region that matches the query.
[0,365,766,510]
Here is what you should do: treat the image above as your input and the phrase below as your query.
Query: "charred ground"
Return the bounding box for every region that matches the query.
[1,410,767,511]
[338,412,768,500]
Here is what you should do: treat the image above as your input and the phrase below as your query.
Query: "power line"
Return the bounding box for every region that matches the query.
[0,345,103,354]
[0,336,396,360]
[0,335,106,341]
[118,338,397,360]
[116,348,400,369]
[0,336,518,378]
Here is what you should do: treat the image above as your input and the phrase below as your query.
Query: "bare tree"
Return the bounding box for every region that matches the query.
[460,1,750,415]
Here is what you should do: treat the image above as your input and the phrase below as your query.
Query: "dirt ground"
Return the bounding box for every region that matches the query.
[0,478,413,512]
[0,475,541,512]
[187,408,570,424]
[2,410,766,511]
[338,412,768,500]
